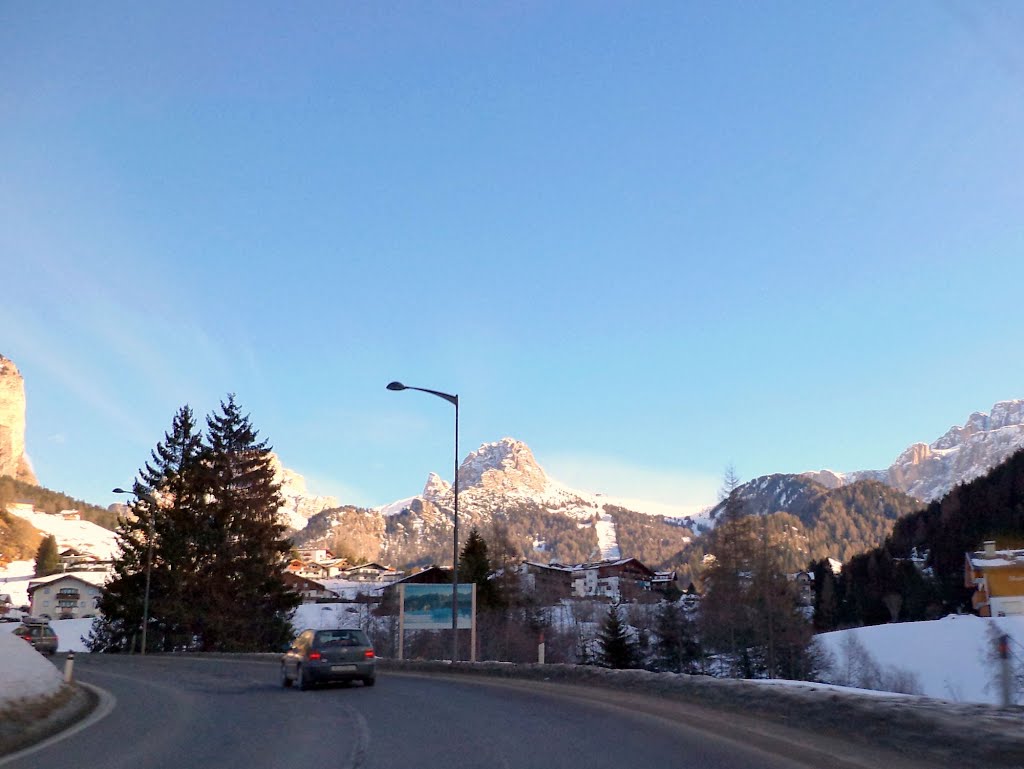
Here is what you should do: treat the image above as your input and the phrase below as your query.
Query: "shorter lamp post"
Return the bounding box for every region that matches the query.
[386,380,460,662]
[113,486,159,655]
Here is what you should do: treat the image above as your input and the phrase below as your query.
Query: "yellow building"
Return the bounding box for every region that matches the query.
[964,541,1024,617]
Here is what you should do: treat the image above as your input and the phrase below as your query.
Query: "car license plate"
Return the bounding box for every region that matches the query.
[331,665,357,673]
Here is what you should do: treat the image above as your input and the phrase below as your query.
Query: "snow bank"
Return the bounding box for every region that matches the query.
[815,614,1024,705]
[3,618,97,653]
[0,632,63,708]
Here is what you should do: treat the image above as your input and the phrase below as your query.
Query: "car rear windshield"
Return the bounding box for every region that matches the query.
[314,629,369,647]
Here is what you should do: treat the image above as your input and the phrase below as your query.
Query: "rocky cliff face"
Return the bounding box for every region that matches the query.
[0,355,37,484]
[270,454,339,532]
[808,400,1024,503]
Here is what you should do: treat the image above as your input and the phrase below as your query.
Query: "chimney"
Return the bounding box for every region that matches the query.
[984,540,997,557]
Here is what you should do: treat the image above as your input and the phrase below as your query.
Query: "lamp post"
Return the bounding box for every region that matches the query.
[113,486,159,655]
[386,380,460,662]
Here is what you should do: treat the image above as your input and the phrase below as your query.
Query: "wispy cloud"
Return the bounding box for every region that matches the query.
[540,451,720,516]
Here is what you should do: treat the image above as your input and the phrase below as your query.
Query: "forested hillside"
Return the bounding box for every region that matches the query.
[0,475,117,529]
[812,448,1024,630]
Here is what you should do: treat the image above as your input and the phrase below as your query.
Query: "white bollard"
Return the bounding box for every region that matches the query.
[64,651,75,683]
[538,631,545,665]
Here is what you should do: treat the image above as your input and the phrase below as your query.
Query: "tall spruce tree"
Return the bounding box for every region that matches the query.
[89,406,206,652]
[34,534,60,576]
[198,394,297,651]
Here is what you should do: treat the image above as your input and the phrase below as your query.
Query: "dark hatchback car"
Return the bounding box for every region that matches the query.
[14,619,58,655]
[281,628,376,690]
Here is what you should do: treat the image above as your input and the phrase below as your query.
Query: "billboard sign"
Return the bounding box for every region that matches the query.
[401,583,474,630]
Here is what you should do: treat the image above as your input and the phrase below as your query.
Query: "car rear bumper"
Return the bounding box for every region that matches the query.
[304,660,376,683]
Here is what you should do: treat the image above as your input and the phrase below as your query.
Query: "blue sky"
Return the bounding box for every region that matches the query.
[2,2,1023,514]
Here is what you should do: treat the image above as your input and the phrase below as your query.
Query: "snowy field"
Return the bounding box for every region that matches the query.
[815,614,1024,706]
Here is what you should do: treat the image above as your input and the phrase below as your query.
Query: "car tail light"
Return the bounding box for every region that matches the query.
[364,649,375,659]
[308,651,322,661]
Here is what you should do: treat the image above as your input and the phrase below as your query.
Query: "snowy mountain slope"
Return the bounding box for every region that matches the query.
[7,507,118,561]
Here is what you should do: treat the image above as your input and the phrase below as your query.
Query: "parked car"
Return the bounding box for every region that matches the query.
[281,628,375,690]
[14,618,58,655]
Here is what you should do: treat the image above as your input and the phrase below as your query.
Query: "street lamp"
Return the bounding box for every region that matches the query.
[113,486,159,655]
[386,380,460,662]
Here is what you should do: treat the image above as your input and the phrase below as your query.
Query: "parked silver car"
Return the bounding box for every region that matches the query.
[281,628,375,690]
[14,618,58,655]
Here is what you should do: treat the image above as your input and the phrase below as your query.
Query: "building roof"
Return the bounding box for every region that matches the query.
[27,572,107,593]
[967,548,1024,569]
[344,562,395,572]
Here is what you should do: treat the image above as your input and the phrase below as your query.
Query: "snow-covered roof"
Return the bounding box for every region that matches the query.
[968,548,1024,569]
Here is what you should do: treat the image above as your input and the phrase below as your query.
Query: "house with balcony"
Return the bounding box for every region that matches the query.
[296,547,335,564]
[27,572,106,620]
[520,557,666,602]
[965,541,1024,617]
[571,558,659,601]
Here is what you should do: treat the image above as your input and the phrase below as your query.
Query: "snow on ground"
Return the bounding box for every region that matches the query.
[6,508,119,561]
[291,601,371,631]
[815,614,1024,705]
[594,513,621,560]
[0,632,64,707]
[3,618,97,653]
[317,578,390,601]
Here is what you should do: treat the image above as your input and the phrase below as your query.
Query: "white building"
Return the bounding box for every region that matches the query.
[27,572,106,620]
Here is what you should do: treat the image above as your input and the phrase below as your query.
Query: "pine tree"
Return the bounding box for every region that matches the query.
[459,527,501,610]
[653,599,700,673]
[34,534,60,576]
[598,604,638,669]
[699,467,759,676]
[90,406,206,652]
[198,394,298,651]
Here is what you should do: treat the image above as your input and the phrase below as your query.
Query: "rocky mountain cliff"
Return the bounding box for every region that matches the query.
[292,438,695,571]
[270,454,339,531]
[0,355,37,485]
[805,399,1024,502]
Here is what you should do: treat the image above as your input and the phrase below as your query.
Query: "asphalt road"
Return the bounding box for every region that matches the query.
[4,655,831,769]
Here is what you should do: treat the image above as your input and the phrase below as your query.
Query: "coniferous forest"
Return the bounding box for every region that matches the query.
[812,448,1024,630]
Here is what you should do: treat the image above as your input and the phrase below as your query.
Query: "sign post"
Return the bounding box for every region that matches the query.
[398,583,475,662]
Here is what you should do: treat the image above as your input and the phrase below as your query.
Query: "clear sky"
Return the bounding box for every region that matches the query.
[2,2,1023,515]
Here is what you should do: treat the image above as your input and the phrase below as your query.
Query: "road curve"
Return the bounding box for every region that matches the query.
[4,655,854,769]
